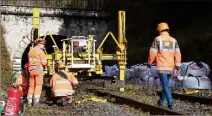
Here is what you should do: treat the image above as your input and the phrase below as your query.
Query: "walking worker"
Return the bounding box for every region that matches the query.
[27,38,47,106]
[147,22,181,109]
[50,62,78,104]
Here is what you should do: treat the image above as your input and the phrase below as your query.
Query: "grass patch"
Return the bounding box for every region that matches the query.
[25,106,54,115]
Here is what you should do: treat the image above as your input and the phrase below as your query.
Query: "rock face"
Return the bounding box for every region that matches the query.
[1,5,108,72]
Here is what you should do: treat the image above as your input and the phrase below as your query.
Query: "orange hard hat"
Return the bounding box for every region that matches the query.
[24,63,29,68]
[157,22,169,32]
[58,62,66,69]
[34,38,46,45]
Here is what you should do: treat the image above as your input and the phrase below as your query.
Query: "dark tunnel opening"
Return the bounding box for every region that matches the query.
[42,35,67,54]
[21,35,67,69]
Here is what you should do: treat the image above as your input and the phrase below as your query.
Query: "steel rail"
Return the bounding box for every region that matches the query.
[157,91,212,105]
[88,89,184,115]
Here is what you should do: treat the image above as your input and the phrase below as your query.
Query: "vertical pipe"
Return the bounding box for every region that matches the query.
[118,11,126,92]
[32,8,40,38]
[32,8,40,48]
[71,39,73,66]
[63,41,66,64]
[88,39,90,65]
[94,40,96,66]
[118,11,125,44]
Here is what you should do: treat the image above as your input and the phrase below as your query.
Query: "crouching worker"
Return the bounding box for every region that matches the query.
[50,62,78,104]
[14,63,30,97]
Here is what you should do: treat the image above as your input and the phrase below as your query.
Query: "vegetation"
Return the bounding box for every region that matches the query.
[1,25,12,91]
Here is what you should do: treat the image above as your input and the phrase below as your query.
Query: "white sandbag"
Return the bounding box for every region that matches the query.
[133,65,140,78]
[104,66,111,76]
[101,72,106,76]
[168,76,183,88]
[171,69,180,78]
[198,76,211,89]
[183,76,200,89]
[111,65,118,77]
[126,68,134,80]
[141,75,160,86]
[138,65,149,79]
[168,77,176,88]
[181,61,211,77]
[150,64,159,78]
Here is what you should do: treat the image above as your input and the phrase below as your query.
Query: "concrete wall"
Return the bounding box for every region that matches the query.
[1,6,108,71]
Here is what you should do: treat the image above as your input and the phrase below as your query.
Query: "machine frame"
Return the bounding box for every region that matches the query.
[31,8,127,91]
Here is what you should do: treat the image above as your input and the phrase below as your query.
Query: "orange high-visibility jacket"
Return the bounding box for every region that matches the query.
[148,32,181,74]
[28,46,47,70]
[50,71,78,97]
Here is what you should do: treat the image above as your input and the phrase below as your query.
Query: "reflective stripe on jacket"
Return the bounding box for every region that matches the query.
[148,32,181,74]
[28,46,47,69]
[50,71,78,97]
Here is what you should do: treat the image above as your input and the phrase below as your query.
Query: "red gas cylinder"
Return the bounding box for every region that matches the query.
[4,88,22,116]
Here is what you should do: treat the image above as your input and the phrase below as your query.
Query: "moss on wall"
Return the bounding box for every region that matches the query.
[1,24,12,91]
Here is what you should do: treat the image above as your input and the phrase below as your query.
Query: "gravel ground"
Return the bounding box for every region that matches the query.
[87,84,212,115]
[72,101,143,116]
[3,80,211,115]
[22,83,146,116]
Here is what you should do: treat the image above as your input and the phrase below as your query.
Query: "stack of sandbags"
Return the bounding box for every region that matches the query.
[137,64,150,79]
[111,65,118,77]
[133,64,143,78]
[104,66,111,77]
[181,61,210,77]
[178,61,211,89]
[104,65,119,77]
[182,75,211,89]
[140,75,160,87]
[149,64,160,78]
[126,68,134,81]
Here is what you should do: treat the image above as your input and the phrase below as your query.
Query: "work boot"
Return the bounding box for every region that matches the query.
[157,100,162,106]
[168,105,173,110]
[61,98,68,106]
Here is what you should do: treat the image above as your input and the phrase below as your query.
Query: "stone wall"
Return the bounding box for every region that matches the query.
[1,5,108,71]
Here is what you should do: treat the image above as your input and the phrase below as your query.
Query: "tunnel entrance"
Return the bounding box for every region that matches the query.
[21,35,67,69]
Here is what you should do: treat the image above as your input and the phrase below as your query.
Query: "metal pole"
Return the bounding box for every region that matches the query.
[32,8,40,47]
[118,11,126,92]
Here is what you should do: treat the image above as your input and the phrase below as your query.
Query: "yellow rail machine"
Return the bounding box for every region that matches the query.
[31,9,127,91]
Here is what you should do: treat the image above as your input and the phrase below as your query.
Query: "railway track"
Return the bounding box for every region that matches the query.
[88,89,183,115]
[157,91,212,105]
[79,78,212,115]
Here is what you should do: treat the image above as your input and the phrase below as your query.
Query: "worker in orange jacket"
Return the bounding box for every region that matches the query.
[147,22,181,109]
[27,38,47,106]
[50,62,78,104]
[15,63,30,97]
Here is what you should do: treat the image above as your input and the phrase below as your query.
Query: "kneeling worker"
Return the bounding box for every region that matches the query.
[50,62,78,104]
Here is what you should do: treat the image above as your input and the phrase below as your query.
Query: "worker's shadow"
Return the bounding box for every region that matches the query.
[42,79,59,106]
[42,85,54,106]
